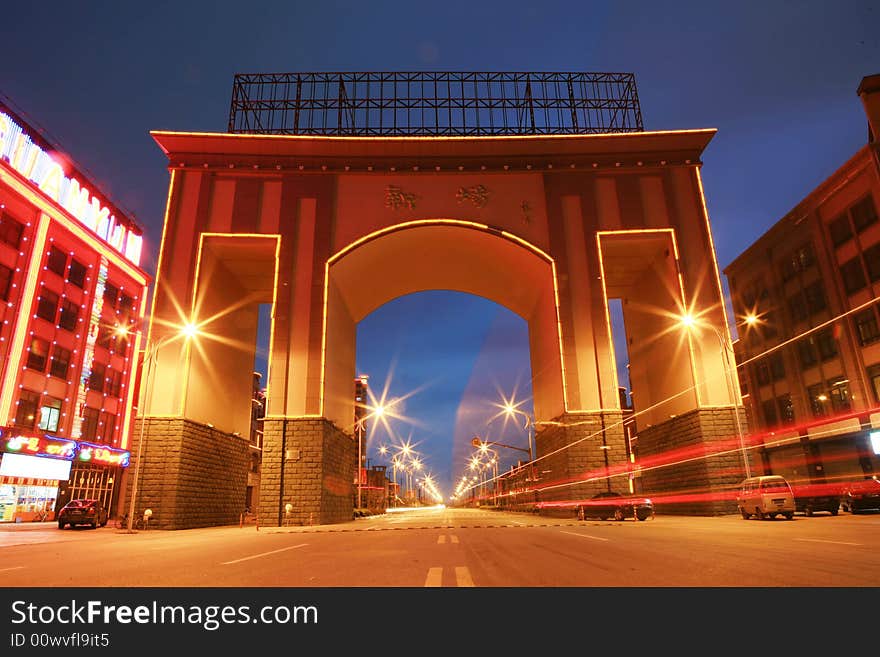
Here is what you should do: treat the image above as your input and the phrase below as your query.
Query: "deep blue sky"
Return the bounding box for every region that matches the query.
[2,1,877,495]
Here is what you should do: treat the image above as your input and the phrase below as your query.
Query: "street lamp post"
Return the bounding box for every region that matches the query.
[682,315,751,479]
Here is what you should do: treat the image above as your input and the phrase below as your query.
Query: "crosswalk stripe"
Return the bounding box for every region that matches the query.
[424,567,443,587]
[450,535,459,544]
[437,535,446,544]
[455,566,475,587]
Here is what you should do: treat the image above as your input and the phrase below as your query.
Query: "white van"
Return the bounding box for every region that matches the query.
[736,475,795,520]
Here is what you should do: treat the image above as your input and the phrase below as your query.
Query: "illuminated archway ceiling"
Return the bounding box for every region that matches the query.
[329,225,553,322]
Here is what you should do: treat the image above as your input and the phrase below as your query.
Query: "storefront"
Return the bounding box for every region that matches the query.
[0,429,128,522]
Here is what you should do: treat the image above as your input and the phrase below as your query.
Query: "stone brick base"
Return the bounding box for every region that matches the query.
[258,417,356,526]
[637,407,751,515]
[533,411,628,516]
[122,418,250,529]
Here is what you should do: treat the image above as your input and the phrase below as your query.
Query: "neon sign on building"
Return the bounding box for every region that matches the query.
[0,110,143,266]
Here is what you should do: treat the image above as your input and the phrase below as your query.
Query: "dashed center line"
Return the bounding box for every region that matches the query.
[559,530,610,542]
[455,567,474,587]
[0,566,25,573]
[795,538,863,547]
[221,543,308,565]
[424,567,443,587]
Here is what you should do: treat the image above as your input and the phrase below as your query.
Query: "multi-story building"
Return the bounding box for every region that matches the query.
[0,100,148,522]
[354,375,369,508]
[724,74,880,490]
[246,371,265,512]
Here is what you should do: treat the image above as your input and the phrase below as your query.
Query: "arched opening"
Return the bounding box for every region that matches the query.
[356,290,534,500]
[320,221,566,438]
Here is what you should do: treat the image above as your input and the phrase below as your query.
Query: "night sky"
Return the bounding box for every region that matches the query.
[1,1,876,495]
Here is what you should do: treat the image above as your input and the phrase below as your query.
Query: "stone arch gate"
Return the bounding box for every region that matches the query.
[132,127,750,528]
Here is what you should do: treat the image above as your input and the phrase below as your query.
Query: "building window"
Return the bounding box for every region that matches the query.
[761,399,779,428]
[25,337,49,371]
[36,290,59,322]
[865,243,880,283]
[0,213,23,248]
[80,407,99,441]
[769,352,785,381]
[804,280,827,315]
[96,323,115,349]
[13,390,40,428]
[807,383,829,418]
[787,294,808,323]
[781,243,815,281]
[59,300,78,332]
[88,362,106,392]
[854,309,880,346]
[755,359,771,386]
[828,377,852,413]
[868,364,880,404]
[107,369,122,397]
[852,195,878,233]
[38,397,63,433]
[98,411,116,444]
[829,212,853,247]
[816,328,838,361]
[67,259,87,288]
[0,263,12,301]
[50,346,71,379]
[840,257,867,295]
[46,246,67,276]
[103,282,118,306]
[797,337,818,369]
[776,394,795,425]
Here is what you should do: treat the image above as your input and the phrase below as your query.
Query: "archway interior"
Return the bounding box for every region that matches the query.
[170,235,277,437]
[323,224,564,435]
[598,231,699,429]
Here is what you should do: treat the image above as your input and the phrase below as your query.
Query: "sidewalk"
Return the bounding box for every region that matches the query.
[0,520,57,531]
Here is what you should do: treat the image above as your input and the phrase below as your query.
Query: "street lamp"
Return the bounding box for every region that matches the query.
[681,313,751,479]
[125,323,199,533]
[501,402,534,463]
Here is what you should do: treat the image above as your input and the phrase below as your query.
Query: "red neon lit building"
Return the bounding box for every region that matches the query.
[0,101,148,522]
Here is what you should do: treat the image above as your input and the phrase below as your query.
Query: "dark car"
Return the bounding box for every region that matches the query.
[841,477,880,513]
[791,483,841,516]
[57,499,108,529]
[579,491,654,521]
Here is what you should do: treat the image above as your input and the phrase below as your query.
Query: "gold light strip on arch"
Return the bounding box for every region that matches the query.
[319,219,570,418]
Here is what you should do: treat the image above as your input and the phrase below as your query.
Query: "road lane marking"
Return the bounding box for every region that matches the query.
[0,566,25,572]
[450,535,459,544]
[437,535,446,544]
[221,543,308,565]
[455,567,475,587]
[424,567,443,587]
[559,530,610,542]
[795,538,863,547]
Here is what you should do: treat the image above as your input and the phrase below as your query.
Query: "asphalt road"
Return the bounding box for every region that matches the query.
[2,506,878,587]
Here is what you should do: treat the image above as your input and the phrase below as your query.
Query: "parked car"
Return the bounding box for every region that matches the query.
[57,499,108,529]
[579,491,654,521]
[791,482,841,516]
[841,477,880,513]
[736,475,795,520]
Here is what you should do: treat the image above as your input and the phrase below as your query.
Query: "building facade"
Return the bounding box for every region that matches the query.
[0,101,148,522]
[724,74,880,491]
